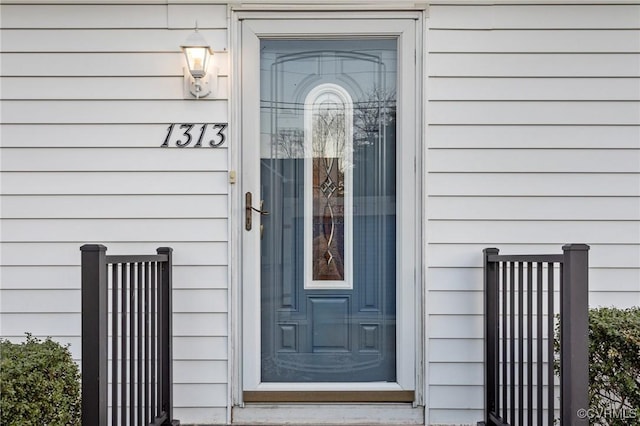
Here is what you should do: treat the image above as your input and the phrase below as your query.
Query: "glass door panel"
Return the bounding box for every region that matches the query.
[259,39,398,382]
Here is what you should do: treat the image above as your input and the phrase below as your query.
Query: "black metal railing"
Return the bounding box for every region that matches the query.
[480,244,589,426]
[81,244,179,426]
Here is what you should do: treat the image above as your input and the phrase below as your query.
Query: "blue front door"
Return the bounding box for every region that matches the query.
[259,39,398,382]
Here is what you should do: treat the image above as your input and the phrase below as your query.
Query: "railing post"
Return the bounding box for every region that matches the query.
[157,247,177,425]
[81,244,108,426]
[561,244,590,425]
[483,248,500,426]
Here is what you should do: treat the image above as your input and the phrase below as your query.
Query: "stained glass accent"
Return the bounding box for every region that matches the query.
[305,85,353,288]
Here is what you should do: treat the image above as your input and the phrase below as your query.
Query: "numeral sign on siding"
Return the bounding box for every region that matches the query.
[161,123,228,148]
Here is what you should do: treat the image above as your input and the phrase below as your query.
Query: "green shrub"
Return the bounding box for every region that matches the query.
[588,307,640,425]
[556,307,640,425]
[0,334,81,426]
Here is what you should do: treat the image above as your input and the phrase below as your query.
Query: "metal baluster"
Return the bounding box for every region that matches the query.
[144,262,150,425]
[121,263,128,426]
[151,262,157,419]
[509,262,516,424]
[502,261,508,421]
[547,262,555,426]
[518,262,524,425]
[129,263,135,425]
[537,262,543,425]
[137,262,143,425]
[112,264,119,426]
[527,262,533,425]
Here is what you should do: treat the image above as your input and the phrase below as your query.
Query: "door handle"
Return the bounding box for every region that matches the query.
[245,192,269,231]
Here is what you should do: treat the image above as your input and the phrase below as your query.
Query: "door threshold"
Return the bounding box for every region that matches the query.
[232,403,424,425]
[243,390,414,403]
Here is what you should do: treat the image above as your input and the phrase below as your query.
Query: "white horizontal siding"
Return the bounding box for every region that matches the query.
[428,53,640,77]
[1,4,228,29]
[1,29,226,52]
[2,195,228,218]
[428,173,640,196]
[427,126,640,148]
[1,148,227,171]
[430,29,640,53]
[429,4,640,29]
[428,78,640,101]
[428,197,640,220]
[1,76,230,100]
[2,172,228,195]
[0,3,230,425]
[2,219,228,242]
[426,4,640,425]
[429,101,640,125]
[2,101,227,123]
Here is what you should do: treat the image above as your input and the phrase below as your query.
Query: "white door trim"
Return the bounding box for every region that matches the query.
[229,10,425,413]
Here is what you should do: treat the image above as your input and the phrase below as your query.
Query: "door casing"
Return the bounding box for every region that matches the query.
[230,11,425,406]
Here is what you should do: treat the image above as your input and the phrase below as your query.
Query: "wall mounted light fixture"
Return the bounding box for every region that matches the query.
[181,25,215,99]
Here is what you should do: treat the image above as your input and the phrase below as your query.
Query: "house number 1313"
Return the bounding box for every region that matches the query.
[161,123,228,148]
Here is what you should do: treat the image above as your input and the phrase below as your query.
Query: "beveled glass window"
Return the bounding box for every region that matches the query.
[304,84,353,289]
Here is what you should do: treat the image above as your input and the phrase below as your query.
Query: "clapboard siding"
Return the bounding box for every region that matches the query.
[1,172,228,195]
[428,53,640,77]
[428,148,640,172]
[0,3,230,424]
[426,4,640,424]
[427,126,640,148]
[2,101,227,123]
[429,29,640,53]
[428,197,640,220]
[1,29,226,52]
[428,173,640,196]
[1,4,228,29]
[2,195,228,218]
[2,148,228,171]
[427,221,640,244]
[429,101,640,125]
[429,5,640,29]
[1,76,230,100]
[1,53,183,76]
[2,219,228,242]
[428,78,640,101]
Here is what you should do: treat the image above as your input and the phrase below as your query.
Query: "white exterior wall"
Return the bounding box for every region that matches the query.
[0,3,231,423]
[1,2,639,426]
[425,4,640,425]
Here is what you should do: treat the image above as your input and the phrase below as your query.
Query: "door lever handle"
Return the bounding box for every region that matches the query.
[245,192,269,231]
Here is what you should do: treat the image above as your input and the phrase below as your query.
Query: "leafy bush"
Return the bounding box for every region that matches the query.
[0,334,81,426]
[588,307,640,425]
[556,307,640,425]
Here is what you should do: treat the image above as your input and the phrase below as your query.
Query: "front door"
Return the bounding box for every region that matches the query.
[241,16,420,400]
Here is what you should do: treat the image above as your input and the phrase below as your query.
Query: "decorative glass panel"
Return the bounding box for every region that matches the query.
[305,85,353,289]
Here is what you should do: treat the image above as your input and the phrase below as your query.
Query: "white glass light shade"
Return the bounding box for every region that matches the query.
[181,30,213,79]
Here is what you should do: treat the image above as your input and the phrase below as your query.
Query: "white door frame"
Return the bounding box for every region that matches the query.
[229,9,425,411]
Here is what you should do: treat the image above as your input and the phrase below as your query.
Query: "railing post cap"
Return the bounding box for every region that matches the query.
[562,243,590,251]
[157,247,173,254]
[80,244,107,252]
[483,247,499,254]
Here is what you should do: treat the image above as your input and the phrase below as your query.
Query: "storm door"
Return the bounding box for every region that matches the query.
[259,39,397,382]
[241,18,419,397]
